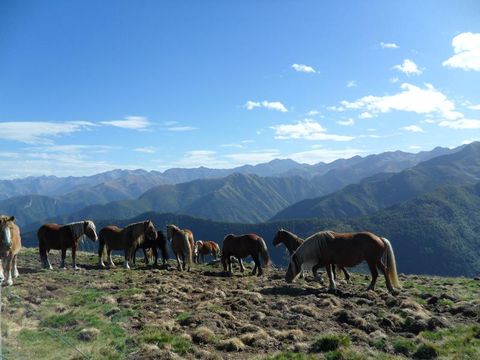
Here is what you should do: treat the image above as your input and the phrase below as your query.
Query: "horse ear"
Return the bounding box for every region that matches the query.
[8,216,15,222]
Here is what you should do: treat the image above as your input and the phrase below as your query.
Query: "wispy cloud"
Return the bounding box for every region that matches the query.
[291,63,317,73]
[380,42,399,49]
[135,146,156,154]
[271,119,354,141]
[245,100,288,112]
[443,32,480,71]
[401,125,424,133]
[225,149,280,164]
[288,147,365,164]
[166,126,197,132]
[101,116,151,130]
[346,80,357,88]
[337,118,354,126]
[439,118,480,129]
[0,121,94,144]
[306,110,320,116]
[393,59,422,75]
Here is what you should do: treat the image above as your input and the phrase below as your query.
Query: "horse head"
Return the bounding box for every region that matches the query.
[84,220,98,242]
[0,215,15,249]
[144,220,158,241]
[285,253,302,283]
[272,230,283,247]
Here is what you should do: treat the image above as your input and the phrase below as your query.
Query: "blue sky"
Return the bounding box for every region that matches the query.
[1,0,479,178]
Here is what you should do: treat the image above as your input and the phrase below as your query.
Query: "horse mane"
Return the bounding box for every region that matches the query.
[281,229,304,244]
[296,230,335,263]
[62,221,86,240]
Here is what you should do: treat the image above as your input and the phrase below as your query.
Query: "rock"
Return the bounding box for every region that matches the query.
[427,296,439,305]
[77,328,100,342]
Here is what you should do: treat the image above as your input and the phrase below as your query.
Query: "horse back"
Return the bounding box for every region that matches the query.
[38,223,68,250]
[326,231,386,265]
[222,234,262,258]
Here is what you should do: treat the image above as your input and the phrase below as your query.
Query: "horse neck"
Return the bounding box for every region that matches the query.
[284,232,303,254]
[67,222,85,240]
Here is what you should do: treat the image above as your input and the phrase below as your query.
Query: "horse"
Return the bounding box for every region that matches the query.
[38,220,98,270]
[167,224,193,271]
[194,240,221,263]
[0,215,22,286]
[133,230,168,266]
[285,230,400,293]
[273,229,350,281]
[221,233,270,276]
[98,220,157,269]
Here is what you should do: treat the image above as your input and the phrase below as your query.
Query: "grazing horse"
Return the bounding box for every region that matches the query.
[38,220,98,269]
[98,220,157,269]
[285,231,400,293]
[167,224,193,271]
[273,229,350,281]
[222,233,270,276]
[194,240,221,263]
[133,230,168,266]
[0,215,21,286]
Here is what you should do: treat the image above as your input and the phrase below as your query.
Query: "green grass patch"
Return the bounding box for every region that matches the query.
[420,325,480,358]
[310,334,350,353]
[263,353,316,360]
[176,311,191,324]
[392,337,416,355]
[138,327,191,355]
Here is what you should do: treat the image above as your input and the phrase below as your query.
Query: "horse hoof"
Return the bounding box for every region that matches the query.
[73,266,80,271]
[327,288,337,294]
[6,279,13,286]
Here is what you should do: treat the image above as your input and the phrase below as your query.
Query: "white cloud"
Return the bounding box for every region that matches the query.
[347,80,357,88]
[390,77,399,83]
[443,32,480,71]
[380,42,399,49]
[175,150,228,168]
[288,147,365,164]
[135,146,156,154]
[101,116,151,130]
[245,100,288,112]
[306,110,320,116]
[359,112,373,119]
[271,119,354,141]
[467,103,480,110]
[401,125,424,133]
[337,118,354,126]
[439,118,480,129]
[225,149,281,165]
[393,59,422,75]
[167,126,197,132]
[0,121,94,144]
[292,63,317,73]
[340,83,461,120]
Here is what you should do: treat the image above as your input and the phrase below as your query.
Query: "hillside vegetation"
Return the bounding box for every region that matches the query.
[2,249,479,359]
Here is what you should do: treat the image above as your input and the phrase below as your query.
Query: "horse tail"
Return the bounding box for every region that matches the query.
[258,236,270,267]
[381,237,400,288]
[98,231,106,260]
[183,232,192,270]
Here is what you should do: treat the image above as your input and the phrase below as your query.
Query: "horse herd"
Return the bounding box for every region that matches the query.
[0,216,401,293]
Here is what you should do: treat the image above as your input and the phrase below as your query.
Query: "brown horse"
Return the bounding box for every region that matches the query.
[38,220,98,270]
[0,215,22,286]
[98,220,157,269]
[133,230,168,266]
[273,229,350,281]
[222,233,270,276]
[167,224,193,271]
[194,240,221,263]
[285,230,400,293]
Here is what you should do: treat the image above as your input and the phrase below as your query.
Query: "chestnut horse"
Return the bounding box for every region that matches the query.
[98,220,157,269]
[286,230,400,293]
[167,224,193,271]
[0,215,22,286]
[273,229,350,281]
[38,220,98,270]
[133,230,168,266]
[194,240,221,263]
[222,233,270,276]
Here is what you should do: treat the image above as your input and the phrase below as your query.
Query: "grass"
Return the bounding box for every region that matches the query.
[137,327,191,355]
[263,353,316,360]
[310,334,350,353]
[175,311,192,324]
[392,337,416,355]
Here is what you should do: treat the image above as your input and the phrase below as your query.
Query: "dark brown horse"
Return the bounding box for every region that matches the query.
[0,215,22,286]
[222,233,270,276]
[273,229,350,281]
[38,220,98,270]
[133,230,168,266]
[285,230,400,293]
[98,220,157,269]
[194,240,221,263]
[167,224,193,271]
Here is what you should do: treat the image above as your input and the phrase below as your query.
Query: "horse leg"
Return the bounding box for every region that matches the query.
[13,255,19,278]
[60,247,67,269]
[4,254,14,286]
[98,245,106,268]
[107,249,115,267]
[175,253,182,271]
[326,264,337,292]
[342,267,351,283]
[377,260,394,293]
[152,247,158,266]
[366,260,379,291]
[227,257,232,274]
[124,248,130,269]
[0,257,4,282]
[312,264,324,284]
[238,257,245,272]
[72,245,79,270]
[254,255,263,276]
[143,248,149,265]
[251,255,258,275]
[46,249,53,269]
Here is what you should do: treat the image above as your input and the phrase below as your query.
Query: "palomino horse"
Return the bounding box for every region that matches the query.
[167,224,193,271]
[133,230,168,266]
[222,233,270,276]
[194,240,221,263]
[98,220,157,269]
[0,215,21,286]
[38,220,98,269]
[273,229,350,281]
[285,231,400,293]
